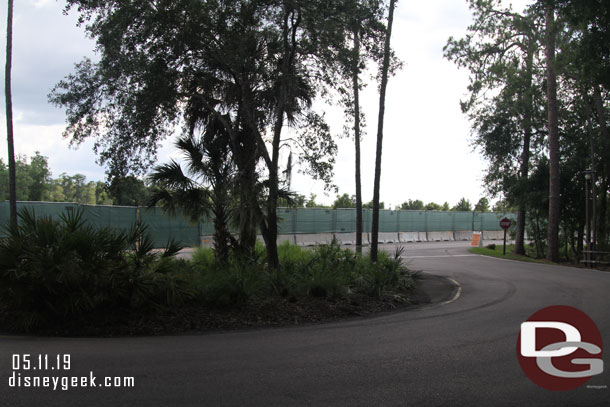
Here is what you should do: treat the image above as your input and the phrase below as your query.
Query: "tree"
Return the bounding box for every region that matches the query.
[337,1,387,254]
[333,193,356,209]
[400,199,425,210]
[444,0,544,255]
[554,0,610,247]
[51,0,358,269]
[107,176,151,206]
[364,199,384,209]
[474,197,490,212]
[95,181,112,205]
[544,3,561,262]
[149,125,235,264]
[370,0,397,263]
[452,198,472,212]
[492,199,515,212]
[1,153,52,201]
[27,152,51,201]
[278,193,306,208]
[48,173,96,204]
[4,0,16,227]
[424,202,441,211]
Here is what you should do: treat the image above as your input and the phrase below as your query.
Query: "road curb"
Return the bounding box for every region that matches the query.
[409,273,461,309]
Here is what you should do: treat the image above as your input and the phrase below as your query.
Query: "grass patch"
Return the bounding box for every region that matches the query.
[469,244,555,264]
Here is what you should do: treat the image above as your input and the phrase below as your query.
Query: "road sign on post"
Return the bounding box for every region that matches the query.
[500,218,511,255]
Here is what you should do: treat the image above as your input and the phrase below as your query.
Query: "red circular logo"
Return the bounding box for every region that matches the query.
[516,305,603,391]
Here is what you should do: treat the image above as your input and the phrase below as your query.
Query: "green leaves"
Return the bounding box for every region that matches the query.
[0,208,188,331]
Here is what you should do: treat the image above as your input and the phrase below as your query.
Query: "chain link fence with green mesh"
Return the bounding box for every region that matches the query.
[1,201,516,248]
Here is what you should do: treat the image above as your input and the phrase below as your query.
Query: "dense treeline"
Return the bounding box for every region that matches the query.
[444,0,610,260]
[1,153,493,213]
[0,153,149,205]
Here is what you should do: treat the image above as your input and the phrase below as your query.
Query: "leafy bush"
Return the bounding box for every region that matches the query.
[0,209,416,332]
[191,247,215,269]
[0,208,195,331]
[297,240,356,298]
[356,247,414,297]
[191,243,270,307]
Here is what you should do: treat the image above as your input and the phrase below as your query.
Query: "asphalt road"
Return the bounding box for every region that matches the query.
[1,241,609,406]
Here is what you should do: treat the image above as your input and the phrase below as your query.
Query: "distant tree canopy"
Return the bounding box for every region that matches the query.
[0,152,50,202]
[474,197,490,212]
[108,176,150,206]
[400,199,424,210]
[0,152,145,205]
[333,193,356,209]
[451,198,472,212]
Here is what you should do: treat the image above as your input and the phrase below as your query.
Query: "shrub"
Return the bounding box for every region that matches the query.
[273,240,413,299]
[0,208,194,331]
[191,247,215,269]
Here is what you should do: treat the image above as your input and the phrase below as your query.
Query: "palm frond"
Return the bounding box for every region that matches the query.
[149,160,195,190]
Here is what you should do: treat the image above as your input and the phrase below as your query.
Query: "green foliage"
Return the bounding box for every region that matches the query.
[333,193,356,209]
[108,176,151,206]
[49,173,98,204]
[0,152,119,205]
[474,197,490,212]
[400,199,425,210]
[305,193,329,208]
[0,208,194,331]
[452,198,472,212]
[363,200,384,209]
[0,152,51,201]
[149,131,235,263]
[191,247,215,270]
[191,239,413,305]
[0,207,415,332]
[358,247,413,298]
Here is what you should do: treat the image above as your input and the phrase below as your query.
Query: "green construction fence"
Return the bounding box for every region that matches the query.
[0,201,516,248]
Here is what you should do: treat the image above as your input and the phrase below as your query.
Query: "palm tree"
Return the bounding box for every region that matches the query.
[5,0,16,228]
[149,116,235,264]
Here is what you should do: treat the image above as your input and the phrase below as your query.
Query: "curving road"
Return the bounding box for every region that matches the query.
[1,241,609,406]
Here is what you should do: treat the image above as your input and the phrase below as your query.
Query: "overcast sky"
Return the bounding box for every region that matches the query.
[0,0,532,208]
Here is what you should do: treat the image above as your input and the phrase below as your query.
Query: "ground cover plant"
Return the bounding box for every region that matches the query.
[0,210,417,335]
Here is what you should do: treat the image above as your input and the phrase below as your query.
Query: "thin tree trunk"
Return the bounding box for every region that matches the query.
[370,0,396,262]
[352,26,363,254]
[583,90,597,248]
[545,5,560,262]
[5,0,16,228]
[592,85,609,245]
[515,45,534,256]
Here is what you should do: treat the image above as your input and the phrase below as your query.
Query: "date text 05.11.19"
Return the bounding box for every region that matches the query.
[12,354,71,371]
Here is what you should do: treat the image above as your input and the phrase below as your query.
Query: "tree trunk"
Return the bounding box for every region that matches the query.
[545,5,560,262]
[237,164,258,256]
[592,85,609,246]
[5,0,16,228]
[370,0,396,263]
[515,45,534,256]
[352,26,363,255]
[583,90,597,249]
[213,198,231,265]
